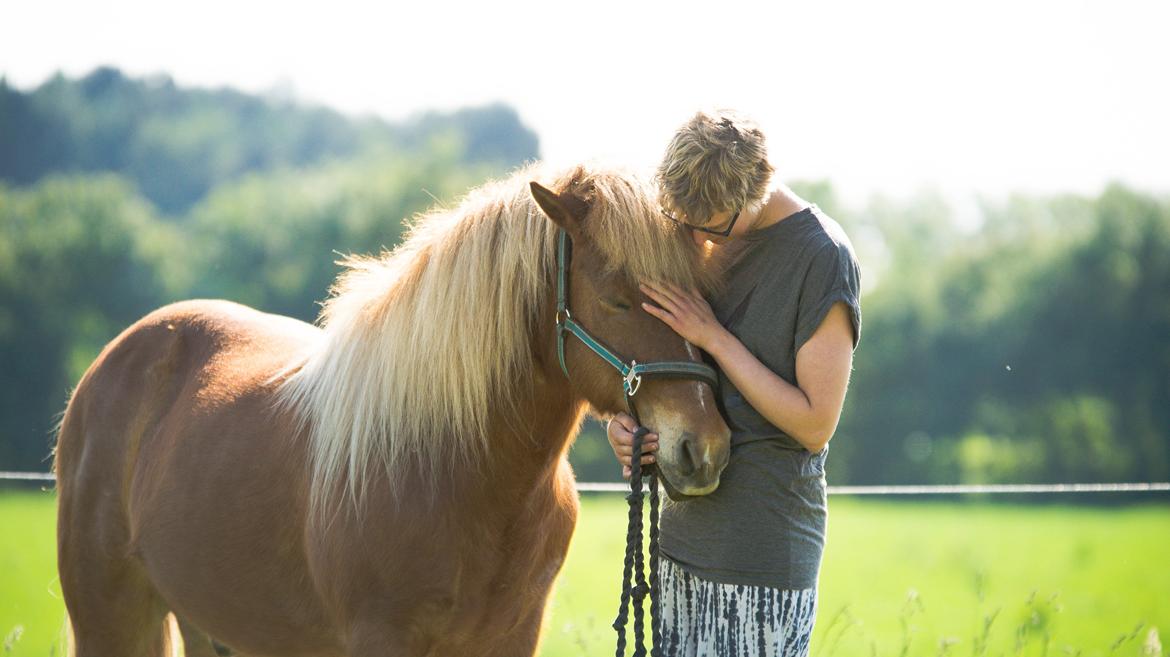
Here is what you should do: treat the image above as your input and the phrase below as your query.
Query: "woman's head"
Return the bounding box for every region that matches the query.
[656,109,774,236]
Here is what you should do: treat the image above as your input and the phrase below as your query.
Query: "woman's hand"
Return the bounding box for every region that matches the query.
[607,412,658,479]
[640,282,728,352]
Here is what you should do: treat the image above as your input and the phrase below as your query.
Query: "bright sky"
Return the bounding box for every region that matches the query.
[3,0,1168,205]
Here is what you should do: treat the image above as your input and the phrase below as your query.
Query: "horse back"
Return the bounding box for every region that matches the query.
[56,298,319,498]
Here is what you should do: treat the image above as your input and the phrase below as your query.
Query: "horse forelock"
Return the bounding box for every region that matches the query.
[276,162,712,516]
[559,166,718,295]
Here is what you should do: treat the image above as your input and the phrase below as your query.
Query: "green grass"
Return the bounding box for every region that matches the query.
[546,497,1170,657]
[0,491,63,657]
[2,491,1166,657]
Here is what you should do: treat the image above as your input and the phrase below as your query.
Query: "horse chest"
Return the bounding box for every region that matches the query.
[441,489,576,647]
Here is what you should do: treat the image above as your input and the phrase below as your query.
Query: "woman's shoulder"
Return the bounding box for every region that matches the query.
[753,205,858,268]
[809,206,855,252]
[807,208,860,276]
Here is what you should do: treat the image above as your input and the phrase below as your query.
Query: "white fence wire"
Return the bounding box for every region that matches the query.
[577,482,1170,494]
[4,471,1168,495]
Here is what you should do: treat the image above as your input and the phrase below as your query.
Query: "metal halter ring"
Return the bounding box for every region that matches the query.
[623,361,643,397]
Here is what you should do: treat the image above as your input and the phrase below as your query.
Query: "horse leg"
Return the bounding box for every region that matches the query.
[177,616,234,657]
[58,549,172,657]
[344,618,436,657]
[57,433,172,657]
[482,606,547,657]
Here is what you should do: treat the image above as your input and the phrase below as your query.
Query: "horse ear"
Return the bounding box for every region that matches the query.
[530,182,588,236]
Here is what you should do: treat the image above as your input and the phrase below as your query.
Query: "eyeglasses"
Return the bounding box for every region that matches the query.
[659,207,742,237]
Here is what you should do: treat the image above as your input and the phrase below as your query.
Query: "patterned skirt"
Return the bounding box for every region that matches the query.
[657,557,818,657]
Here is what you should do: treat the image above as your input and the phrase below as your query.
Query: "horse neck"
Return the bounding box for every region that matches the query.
[470,297,585,499]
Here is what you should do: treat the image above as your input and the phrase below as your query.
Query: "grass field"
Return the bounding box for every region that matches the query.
[2,490,1166,657]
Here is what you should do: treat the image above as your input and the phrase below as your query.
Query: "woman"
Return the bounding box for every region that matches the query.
[608,110,861,656]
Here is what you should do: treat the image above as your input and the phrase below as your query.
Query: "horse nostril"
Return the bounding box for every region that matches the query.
[677,432,699,477]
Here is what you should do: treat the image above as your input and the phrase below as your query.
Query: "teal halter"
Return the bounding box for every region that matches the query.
[554,230,720,399]
[554,230,714,657]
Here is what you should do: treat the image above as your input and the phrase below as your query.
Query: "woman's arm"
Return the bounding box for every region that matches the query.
[707,302,853,452]
[641,283,854,453]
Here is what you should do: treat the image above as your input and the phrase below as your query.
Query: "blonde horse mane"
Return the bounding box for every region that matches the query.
[277,162,715,514]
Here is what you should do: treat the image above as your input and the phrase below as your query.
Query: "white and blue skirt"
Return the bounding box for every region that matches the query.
[657,557,818,657]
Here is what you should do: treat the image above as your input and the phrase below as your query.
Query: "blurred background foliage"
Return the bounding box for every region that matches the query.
[0,68,1166,487]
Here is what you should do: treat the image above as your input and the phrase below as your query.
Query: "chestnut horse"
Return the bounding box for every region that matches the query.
[54,163,731,657]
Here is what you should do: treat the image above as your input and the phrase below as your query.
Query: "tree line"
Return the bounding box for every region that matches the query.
[0,67,537,214]
[1,68,1166,487]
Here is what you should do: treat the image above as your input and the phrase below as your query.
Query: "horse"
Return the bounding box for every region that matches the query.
[53,162,732,657]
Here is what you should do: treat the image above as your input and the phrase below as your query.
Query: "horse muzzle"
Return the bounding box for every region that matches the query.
[654,428,730,499]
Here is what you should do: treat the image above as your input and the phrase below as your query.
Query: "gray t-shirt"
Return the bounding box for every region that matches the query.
[659,204,862,590]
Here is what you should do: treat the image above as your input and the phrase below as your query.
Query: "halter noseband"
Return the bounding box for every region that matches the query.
[554,230,719,402]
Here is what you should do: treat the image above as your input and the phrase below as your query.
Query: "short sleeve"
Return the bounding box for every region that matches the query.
[794,241,862,353]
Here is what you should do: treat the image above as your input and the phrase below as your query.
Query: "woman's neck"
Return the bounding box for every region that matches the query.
[748,184,809,233]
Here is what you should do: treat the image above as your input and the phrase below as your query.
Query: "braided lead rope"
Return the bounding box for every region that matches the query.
[613,426,658,657]
[648,470,661,657]
[631,452,647,657]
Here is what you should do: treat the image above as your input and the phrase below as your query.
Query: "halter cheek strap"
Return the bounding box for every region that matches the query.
[554,230,720,398]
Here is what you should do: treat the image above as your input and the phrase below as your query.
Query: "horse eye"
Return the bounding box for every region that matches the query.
[603,298,632,312]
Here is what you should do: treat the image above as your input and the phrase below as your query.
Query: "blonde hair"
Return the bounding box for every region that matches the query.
[656,109,774,224]
[276,163,713,516]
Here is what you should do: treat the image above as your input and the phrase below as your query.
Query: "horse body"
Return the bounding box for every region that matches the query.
[55,164,730,657]
[57,299,581,657]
